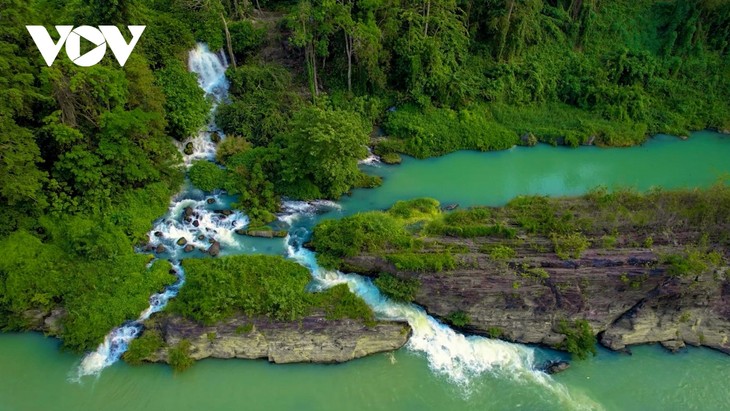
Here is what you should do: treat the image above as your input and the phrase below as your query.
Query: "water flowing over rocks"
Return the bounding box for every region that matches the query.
[143,314,411,364]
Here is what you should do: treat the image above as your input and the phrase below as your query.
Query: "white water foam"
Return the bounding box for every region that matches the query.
[74,44,238,380]
[73,262,186,380]
[175,43,230,166]
[358,146,381,166]
[283,209,602,410]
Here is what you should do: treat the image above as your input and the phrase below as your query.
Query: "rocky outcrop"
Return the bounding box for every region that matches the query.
[143,313,411,364]
[343,240,730,355]
[235,229,287,238]
[22,307,66,336]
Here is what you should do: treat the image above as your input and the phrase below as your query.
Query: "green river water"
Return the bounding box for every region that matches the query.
[1,131,730,411]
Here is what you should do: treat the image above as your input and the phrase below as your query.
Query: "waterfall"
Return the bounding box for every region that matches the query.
[282,207,601,410]
[174,43,230,166]
[74,44,237,380]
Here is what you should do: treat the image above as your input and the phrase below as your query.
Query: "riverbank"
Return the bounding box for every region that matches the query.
[120,254,410,369]
[311,187,730,358]
[135,313,410,365]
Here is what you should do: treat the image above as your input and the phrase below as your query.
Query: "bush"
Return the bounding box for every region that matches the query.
[171,255,375,326]
[552,232,590,259]
[172,255,312,324]
[447,311,470,327]
[188,161,225,192]
[388,198,441,219]
[663,248,723,277]
[314,284,375,326]
[383,104,519,158]
[168,339,194,372]
[373,273,421,302]
[312,212,414,268]
[489,245,516,261]
[123,330,164,365]
[228,21,266,60]
[156,61,210,140]
[557,319,597,360]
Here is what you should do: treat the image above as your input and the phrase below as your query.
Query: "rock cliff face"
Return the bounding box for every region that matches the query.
[342,239,730,355]
[144,313,411,364]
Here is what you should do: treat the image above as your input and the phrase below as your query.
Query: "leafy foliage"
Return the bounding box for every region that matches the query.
[171,255,374,325]
[373,274,421,302]
[558,319,597,360]
[156,61,211,140]
[123,329,164,365]
[312,212,415,269]
[278,106,369,199]
[189,161,226,192]
[168,339,195,372]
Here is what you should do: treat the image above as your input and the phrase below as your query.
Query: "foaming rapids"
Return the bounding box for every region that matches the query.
[358,146,381,166]
[73,262,185,380]
[175,43,229,165]
[283,209,602,410]
[74,44,239,380]
[148,194,249,257]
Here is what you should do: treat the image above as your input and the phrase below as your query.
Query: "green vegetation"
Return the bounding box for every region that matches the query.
[314,284,375,326]
[156,61,211,140]
[170,255,374,325]
[189,161,226,192]
[663,248,724,278]
[314,186,729,286]
[311,212,415,269]
[487,327,503,339]
[168,339,195,372]
[447,311,471,328]
[489,245,516,261]
[558,319,597,360]
[123,330,164,365]
[386,252,456,273]
[3,0,729,357]
[552,232,591,260]
[373,274,421,303]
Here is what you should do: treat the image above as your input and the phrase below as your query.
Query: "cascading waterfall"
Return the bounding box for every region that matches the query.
[73,42,598,409]
[74,44,237,380]
[175,43,230,165]
[358,146,381,166]
[282,206,602,411]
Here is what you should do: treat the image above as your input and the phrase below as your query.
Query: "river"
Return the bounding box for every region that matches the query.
[1,46,729,411]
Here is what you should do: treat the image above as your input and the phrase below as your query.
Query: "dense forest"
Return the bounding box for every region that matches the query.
[0,0,729,352]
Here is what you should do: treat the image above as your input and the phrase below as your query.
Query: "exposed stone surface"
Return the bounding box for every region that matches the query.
[143,313,411,364]
[342,240,730,355]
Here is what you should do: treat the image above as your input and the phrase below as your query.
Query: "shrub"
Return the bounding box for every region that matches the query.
[388,198,441,219]
[228,21,266,59]
[447,311,470,327]
[188,161,225,192]
[156,61,210,140]
[383,104,519,158]
[663,248,723,277]
[489,245,516,261]
[314,284,375,326]
[557,319,597,360]
[123,330,164,365]
[552,232,590,259]
[373,273,421,302]
[311,212,414,268]
[168,339,194,372]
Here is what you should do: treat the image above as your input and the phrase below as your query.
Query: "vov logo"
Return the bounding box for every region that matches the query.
[26,25,145,67]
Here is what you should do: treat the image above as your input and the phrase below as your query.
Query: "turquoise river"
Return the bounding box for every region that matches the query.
[1,131,730,411]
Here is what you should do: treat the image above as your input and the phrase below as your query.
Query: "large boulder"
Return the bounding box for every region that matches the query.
[207,241,221,257]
